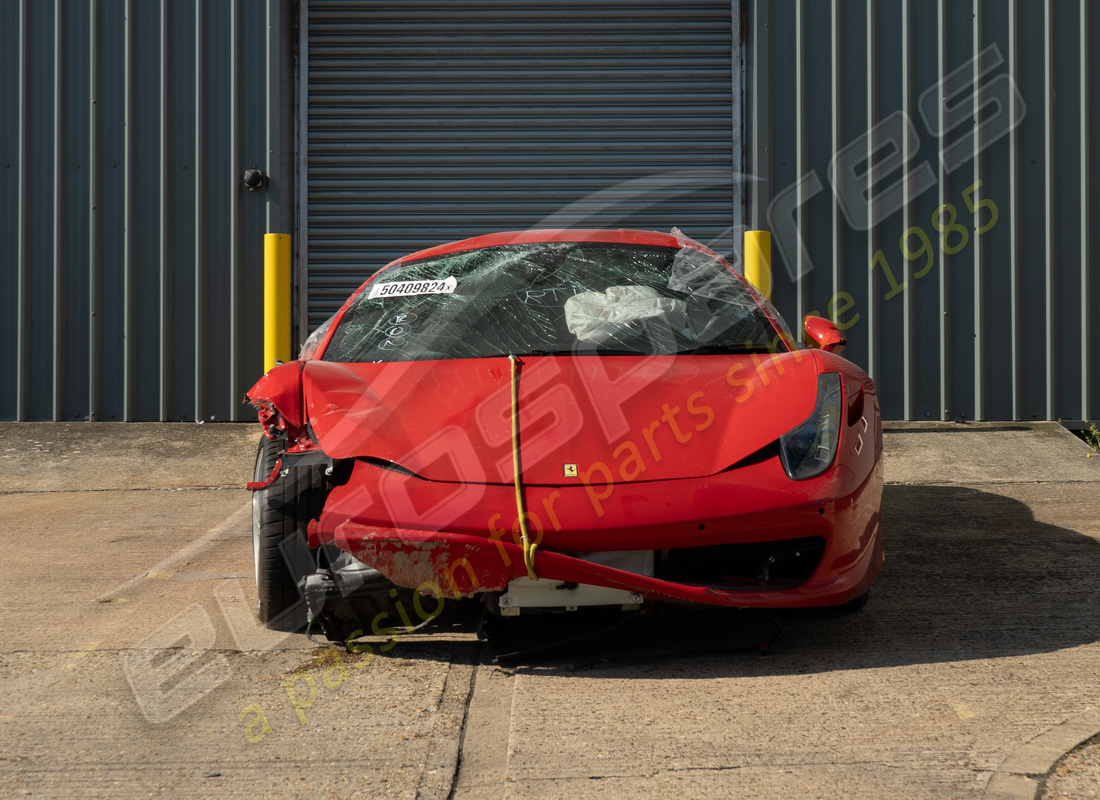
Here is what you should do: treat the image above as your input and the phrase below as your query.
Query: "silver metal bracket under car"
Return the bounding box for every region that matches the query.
[497,550,652,616]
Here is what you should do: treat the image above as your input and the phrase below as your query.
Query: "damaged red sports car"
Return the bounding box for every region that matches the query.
[246,229,883,642]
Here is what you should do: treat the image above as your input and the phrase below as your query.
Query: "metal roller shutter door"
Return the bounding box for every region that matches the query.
[303,0,740,330]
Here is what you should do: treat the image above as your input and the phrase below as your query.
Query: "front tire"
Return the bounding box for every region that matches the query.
[252,436,327,631]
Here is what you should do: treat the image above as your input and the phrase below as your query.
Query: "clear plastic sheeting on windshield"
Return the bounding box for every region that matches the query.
[320,240,787,363]
[667,244,757,309]
[299,313,337,360]
[668,227,798,349]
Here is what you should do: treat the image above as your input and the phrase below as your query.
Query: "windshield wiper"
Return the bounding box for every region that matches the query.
[674,343,774,355]
[476,345,772,359]
[469,349,577,359]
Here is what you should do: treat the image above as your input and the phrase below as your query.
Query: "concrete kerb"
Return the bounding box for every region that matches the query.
[984,710,1100,799]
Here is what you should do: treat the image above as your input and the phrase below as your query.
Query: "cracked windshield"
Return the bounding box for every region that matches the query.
[321,241,787,362]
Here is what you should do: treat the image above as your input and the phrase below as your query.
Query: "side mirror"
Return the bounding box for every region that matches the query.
[803,315,847,354]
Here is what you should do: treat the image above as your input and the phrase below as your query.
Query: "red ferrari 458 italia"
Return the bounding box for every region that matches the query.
[247,228,883,642]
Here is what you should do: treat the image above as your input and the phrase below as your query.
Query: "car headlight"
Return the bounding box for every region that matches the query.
[779,373,842,480]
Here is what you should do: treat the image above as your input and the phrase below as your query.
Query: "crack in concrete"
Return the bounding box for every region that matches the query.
[414,651,478,800]
[498,759,926,786]
[444,644,483,800]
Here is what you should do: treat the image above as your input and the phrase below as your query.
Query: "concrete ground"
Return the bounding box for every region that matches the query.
[0,420,1097,799]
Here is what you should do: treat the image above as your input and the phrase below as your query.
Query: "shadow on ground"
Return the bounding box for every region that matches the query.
[338,484,1100,675]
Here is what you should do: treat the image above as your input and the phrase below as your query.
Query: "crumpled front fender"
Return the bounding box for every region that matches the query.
[246,361,306,437]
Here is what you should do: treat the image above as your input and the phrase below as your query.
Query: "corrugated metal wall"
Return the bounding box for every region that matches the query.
[301,0,741,330]
[0,0,294,421]
[747,0,1098,422]
[3,0,1094,424]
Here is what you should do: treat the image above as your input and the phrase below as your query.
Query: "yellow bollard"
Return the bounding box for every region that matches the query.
[264,233,291,372]
[744,230,772,301]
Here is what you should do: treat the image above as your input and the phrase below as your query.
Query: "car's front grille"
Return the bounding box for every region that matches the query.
[659,536,826,590]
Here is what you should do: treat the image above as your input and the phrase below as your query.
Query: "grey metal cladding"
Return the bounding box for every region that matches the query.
[4,0,1095,424]
[0,0,292,422]
[747,0,1098,423]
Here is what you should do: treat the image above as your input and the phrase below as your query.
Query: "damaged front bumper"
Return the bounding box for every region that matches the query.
[333,512,881,612]
[307,448,883,613]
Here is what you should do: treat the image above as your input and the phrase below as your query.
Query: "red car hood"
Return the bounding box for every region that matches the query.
[302,351,821,485]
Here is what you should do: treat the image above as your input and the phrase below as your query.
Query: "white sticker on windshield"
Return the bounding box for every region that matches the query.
[369,275,457,300]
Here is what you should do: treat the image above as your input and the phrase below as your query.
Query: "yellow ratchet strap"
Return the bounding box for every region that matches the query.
[509,354,538,580]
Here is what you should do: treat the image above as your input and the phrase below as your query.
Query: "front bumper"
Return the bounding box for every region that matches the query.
[334,518,880,608]
[317,455,884,609]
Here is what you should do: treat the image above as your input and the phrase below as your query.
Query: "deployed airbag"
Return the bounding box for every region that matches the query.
[564,285,687,344]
